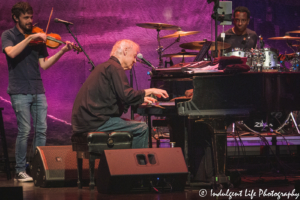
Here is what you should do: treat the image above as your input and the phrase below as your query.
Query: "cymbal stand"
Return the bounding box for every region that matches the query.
[279,60,288,72]
[156,29,181,67]
[286,41,296,53]
[156,28,164,67]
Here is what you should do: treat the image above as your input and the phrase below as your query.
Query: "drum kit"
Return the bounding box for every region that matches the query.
[136,22,300,134]
[136,22,300,72]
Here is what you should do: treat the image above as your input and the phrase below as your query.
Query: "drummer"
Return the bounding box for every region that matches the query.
[218,6,258,50]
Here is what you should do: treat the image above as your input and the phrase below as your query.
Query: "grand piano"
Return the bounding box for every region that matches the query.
[138,68,300,187]
[177,71,300,187]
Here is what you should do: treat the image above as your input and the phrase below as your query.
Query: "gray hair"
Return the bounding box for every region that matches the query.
[110,39,139,57]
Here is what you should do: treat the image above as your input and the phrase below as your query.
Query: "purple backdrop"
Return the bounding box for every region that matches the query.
[1,0,300,157]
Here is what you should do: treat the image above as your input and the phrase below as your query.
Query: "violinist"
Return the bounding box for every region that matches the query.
[1,2,73,182]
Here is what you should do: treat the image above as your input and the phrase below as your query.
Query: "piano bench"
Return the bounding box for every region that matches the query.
[71,131,133,190]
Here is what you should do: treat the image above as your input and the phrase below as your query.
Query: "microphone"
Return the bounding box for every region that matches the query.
[137,53,156,70]
[54,18,73,25]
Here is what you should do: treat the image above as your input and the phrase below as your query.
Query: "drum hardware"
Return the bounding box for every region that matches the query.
[162,51,198,58]
[289,52,300,71]
[137,23,199,68]
[292,44,300,52]
[290,112,300,134]
[162,50,198,64]
[288,30,300,34]
[158,28,200,66]
[268,33,300,40]
[136,23,179,67]
[236,111,299,134]
[164,59,174,68]
[179,40,231,51]
[284,40,300,71]
[136,23,179,30]
[160,30,200,39]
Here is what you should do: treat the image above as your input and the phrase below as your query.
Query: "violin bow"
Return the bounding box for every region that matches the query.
[43,7,82,53]
[45,7,53,35]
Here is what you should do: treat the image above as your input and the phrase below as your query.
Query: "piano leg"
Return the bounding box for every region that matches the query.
[206,119,232,189]
[184,118,190,184]
[148,116,152,148]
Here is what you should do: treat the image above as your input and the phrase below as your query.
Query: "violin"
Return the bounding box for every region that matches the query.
[24,8,82,53]
[25,26,82,53]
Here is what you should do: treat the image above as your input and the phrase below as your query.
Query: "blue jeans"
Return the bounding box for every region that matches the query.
[10,94,48,173]
[96,117,149,148]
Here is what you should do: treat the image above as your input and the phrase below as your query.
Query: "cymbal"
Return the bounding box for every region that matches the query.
[136,23,179,30]
[160,31,200,39]
[292,44,300,47]
[288,30,300,34]
[180,41,231,51]
[268,34,300,40]
[162,51,198,58]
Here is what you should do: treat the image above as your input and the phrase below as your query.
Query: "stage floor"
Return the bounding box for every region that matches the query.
[0,174,299,200]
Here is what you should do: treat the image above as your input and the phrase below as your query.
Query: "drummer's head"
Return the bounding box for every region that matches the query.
[110,39,140,70]
[233,6,250,33]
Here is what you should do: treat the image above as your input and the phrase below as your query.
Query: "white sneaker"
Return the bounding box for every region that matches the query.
[14,172,33,182]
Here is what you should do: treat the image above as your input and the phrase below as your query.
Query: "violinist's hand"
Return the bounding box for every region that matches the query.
[30,33,47,42]
[61,41,73,53]
[144,97,157,104]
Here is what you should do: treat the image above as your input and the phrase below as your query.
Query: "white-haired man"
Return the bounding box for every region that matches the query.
[71,39,168,148]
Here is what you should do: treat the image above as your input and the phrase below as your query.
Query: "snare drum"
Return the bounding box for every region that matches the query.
[223,48,252,66]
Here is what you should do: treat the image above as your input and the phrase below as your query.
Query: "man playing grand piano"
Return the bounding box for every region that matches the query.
[72,39,168,149]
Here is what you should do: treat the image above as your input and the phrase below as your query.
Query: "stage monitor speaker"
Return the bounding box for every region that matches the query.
[30,145,99,187]
[97,147,188,193]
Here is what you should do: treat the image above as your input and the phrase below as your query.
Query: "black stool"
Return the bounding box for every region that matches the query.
[71,131,132,189]
[0,108,11,180]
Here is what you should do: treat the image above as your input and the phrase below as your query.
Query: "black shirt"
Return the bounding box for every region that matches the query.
[217,28,258,51]
[71,56,146,134]
[1,26,49,95]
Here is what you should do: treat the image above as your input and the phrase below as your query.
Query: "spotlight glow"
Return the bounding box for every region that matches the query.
[0,96,71,126]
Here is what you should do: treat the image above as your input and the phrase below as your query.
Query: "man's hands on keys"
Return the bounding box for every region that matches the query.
[144,97,157,104]
[144,88,169,99]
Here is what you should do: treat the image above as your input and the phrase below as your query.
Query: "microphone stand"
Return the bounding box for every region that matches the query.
[64,24,96,71]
